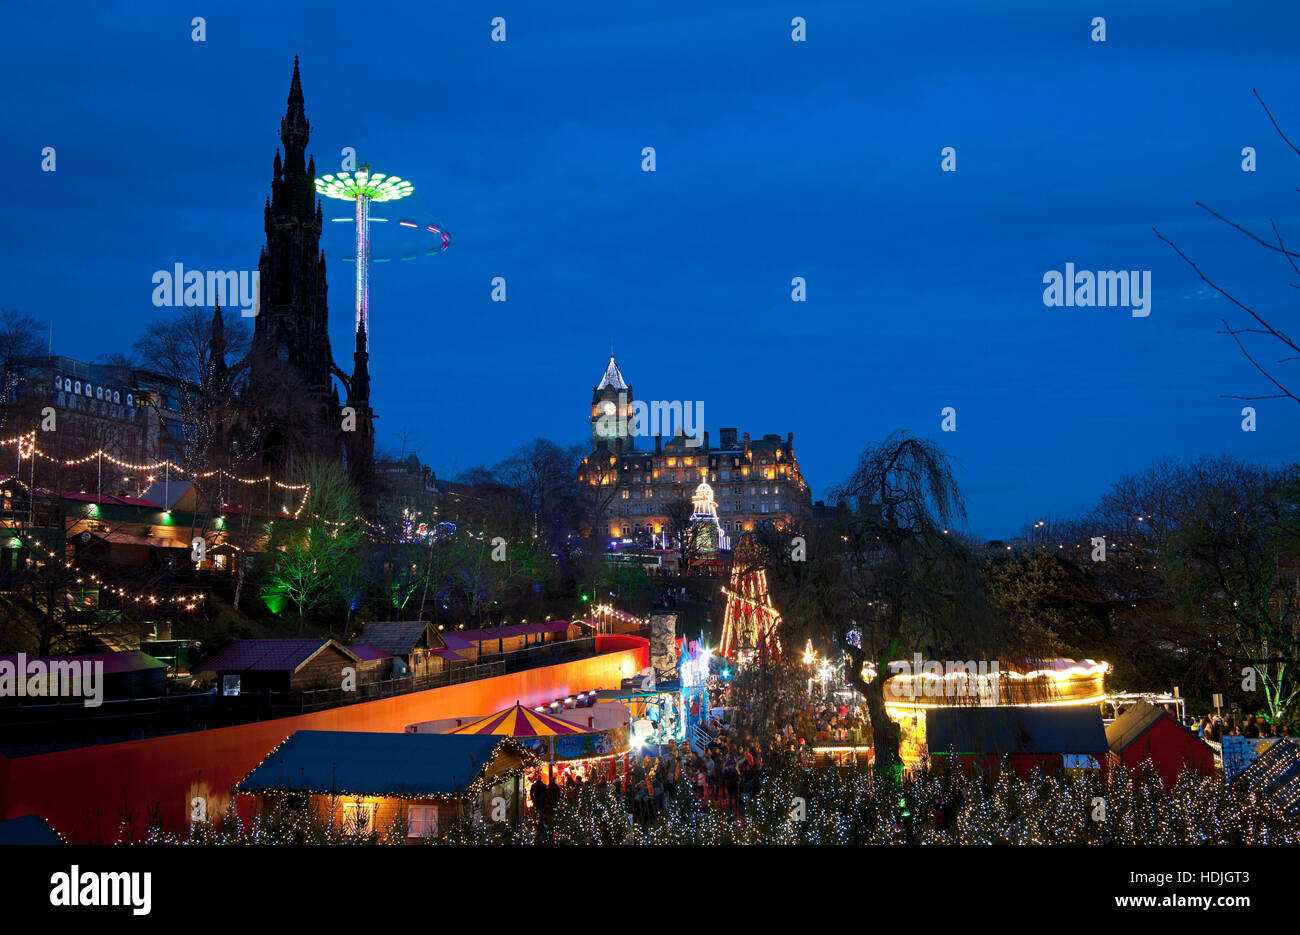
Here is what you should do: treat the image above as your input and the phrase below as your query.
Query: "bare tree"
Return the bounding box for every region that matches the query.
[774,432,994,773]
[0,309,47,436]
[1154,90,1300,404]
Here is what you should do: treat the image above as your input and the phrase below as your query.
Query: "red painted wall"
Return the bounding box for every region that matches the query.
[0,641,648,844]
[942,752,1110,783]
[1111,716,1215,791]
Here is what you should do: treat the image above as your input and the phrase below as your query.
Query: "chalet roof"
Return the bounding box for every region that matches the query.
[0,814,63,845]
[1106,700,1196,754]
[345,644,393,662]
[195,638,357,673]
[356,621,444,656]
[0,477,165,508]
[1238,738,1300,817]
[61,491,166,509]
[70,529,188,550]
[596,356,627,391]
[139,480,204,512]
[449,621,572,645]
[237,730,537,798]
[926,705,1108,756]
[0,649,165,676]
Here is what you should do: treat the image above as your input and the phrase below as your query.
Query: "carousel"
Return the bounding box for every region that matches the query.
[408,701,633,785]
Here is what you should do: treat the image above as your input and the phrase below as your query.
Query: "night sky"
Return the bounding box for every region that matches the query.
[4,0,1299,537]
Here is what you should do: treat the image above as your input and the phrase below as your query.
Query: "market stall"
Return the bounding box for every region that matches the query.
[407,702,632,787]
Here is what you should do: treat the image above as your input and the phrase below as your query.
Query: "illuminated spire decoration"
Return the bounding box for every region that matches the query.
[687,471,729,557]
[719,535,783,664]
[596,355,627,391]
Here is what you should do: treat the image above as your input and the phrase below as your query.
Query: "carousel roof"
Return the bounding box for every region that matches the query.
[444,702,586,737]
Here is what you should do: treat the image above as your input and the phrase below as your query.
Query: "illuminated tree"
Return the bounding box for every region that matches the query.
[262,457,363,632]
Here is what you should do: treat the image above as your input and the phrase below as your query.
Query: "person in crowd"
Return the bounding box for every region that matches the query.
[529,773,548,824]
[662,747,679,797]
[723,750,739,809]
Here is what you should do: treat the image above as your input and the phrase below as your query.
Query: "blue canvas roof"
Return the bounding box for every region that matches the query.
[237,730,534,798]
[0,813,63,845]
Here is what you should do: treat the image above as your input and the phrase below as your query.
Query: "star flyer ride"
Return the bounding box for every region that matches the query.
[314,165,449,336]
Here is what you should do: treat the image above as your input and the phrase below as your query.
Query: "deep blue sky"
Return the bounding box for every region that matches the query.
[4,0,1299,537]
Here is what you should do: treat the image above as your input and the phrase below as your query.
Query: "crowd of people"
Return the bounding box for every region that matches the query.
[1197,712,1292,741]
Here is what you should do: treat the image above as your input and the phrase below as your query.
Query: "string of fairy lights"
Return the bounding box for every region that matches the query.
[0,431,313,516]
[0,432,520,617]
[20,533,205,613]
[140,755,1300,845]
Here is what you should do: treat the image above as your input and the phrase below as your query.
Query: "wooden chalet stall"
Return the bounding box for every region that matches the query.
[926,706,1109,780]
[0,650,166,703]
[441,621,583,663]
[355,621,448,679]
[237,730,537,840]
[1105,700,1214,790]
[341,644,395,683]
[195,638,364,696]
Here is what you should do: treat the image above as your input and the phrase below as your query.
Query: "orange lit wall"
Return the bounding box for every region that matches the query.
[0,640,647,844]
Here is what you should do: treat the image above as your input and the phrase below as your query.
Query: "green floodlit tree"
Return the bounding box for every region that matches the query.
[262,456,363,633]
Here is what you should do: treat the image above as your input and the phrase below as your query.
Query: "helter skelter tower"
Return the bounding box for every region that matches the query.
[719,535,783,664]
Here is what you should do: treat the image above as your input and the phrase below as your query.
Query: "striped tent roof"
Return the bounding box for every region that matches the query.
[444,703,586,737]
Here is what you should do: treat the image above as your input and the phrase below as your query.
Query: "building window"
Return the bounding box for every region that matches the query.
[113,390,120,404]
[408,805,438,838]
[221,674,241,697]
[341,801,375,836]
